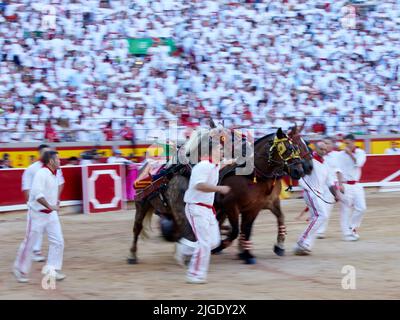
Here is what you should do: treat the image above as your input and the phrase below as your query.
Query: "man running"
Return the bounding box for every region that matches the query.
[175,137,231,284]
[294,141,339,255]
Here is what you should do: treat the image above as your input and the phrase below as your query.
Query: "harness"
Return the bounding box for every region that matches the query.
[301,177,336,205]
[252,135,300,182]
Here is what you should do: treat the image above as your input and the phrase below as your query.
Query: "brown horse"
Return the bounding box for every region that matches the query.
[213,124,313,261]
[127,126,306,265]
[211,128,305,264]
[127,125,233,264]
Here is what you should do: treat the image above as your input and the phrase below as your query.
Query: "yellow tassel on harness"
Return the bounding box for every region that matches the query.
[253,176,257,184]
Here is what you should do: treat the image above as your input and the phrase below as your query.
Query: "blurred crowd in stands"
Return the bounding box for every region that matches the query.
[1,0,400,144]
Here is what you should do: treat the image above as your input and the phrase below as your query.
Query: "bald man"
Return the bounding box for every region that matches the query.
[294,141,339,255]
[315,136,340,238]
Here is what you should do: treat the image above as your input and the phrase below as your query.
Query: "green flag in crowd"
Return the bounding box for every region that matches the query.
[127,38,177,55]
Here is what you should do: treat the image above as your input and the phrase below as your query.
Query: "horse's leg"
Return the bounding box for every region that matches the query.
[127,200,150,264]
[212,205,240,254]
[270,199,287,256]
[238,211,258,264]
[216,210,231,236]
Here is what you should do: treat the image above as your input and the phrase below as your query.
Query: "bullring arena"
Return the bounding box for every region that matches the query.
[1,190,399,300]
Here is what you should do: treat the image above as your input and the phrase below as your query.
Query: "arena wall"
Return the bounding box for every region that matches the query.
[0,155,399,213]
[1,135,400,169]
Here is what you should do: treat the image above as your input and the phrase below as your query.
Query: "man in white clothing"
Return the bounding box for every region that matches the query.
[384,141,400,155]
[21,144,64,262]
[294,141,339,255]
[14,151,66,283]
[107,149,132,164]
[335,134,367,241]
[316,136,341,239]
[175,137,231,284]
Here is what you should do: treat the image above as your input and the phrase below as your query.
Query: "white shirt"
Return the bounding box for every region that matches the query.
[325,150,340,182]
[107,156,130,164]
[28,167,59,213]
[335,148,367,182]
[300,158,334,195]
[385,147,400,155]
[22,161,64,192]
[184,160,220,206]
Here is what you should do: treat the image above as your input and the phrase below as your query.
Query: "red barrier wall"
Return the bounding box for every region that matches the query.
[360,155,400,182]
[0,169,25,206]
[0,166,84,207]
[60,166,83,201]
[0,155,399,211]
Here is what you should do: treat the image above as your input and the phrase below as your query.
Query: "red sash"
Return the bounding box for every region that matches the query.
[195,203,216,216]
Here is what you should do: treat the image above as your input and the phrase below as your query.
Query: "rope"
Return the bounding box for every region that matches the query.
[301,177,337,205]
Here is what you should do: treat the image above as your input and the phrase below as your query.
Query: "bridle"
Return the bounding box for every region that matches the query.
[268,136,301,168]
[290,134,312,160]
[253,134,301,179]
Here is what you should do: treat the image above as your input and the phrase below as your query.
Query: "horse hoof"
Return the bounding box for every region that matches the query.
[274,245,285,256]
[127,257,138,264]
[238,252,246,260]
[245,257,257,265]
[211,248,223,255]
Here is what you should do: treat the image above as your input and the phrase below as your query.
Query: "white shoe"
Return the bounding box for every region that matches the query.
[343,234,359,241]
[293,243,311,256]
[42,266,66,281]
[55,271,66,281]
[186,276,207,284]
[351,229,360,240]
[174,244,186,267]
[13,267,29,283]
[316,233,325,239]
[32,252,46,262]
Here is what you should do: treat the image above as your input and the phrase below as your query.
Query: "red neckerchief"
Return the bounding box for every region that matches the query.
[44,165,57,176]
[312,151,324,164]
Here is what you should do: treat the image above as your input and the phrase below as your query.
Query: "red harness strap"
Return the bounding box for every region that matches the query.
[195,203,216,215]
[345,181,357,185]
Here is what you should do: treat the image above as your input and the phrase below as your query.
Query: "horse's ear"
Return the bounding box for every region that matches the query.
[276,127,285,139]
[209,118,216,129]
[299,120,306,133]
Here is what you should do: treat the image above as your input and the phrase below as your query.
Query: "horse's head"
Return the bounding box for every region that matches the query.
[269,128,304,180]
[288,125,313,175]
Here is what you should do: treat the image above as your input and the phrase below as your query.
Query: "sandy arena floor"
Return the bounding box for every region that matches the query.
[0,191,399,300]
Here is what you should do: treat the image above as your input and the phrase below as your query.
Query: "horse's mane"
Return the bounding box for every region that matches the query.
[254,132,275,147]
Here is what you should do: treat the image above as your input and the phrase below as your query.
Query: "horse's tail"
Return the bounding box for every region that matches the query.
[141,207,155,240]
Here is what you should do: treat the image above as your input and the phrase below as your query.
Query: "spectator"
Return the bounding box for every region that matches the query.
[29,155,36,165]
[384,141,400,155]
[1,153,13,168]
[118,120,135,143]
[66,156,80,166]
[103,120,114,142]
[107,149,131,164]
[44,119,59,142]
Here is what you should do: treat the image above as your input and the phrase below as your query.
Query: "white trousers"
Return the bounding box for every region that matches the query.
[14,210,64,274]
[316,188,335,235]
[177,203,221,280]
[27,211,44,253]
[340,183,366,235]
[298,190,328,250]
